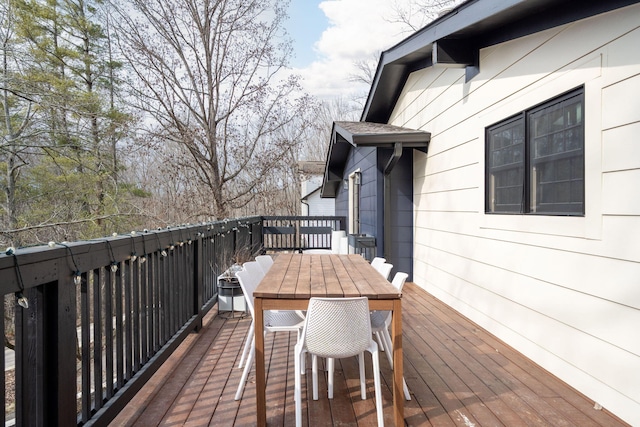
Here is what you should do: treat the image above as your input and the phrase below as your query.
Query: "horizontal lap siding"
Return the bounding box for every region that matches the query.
[390,4,640,425]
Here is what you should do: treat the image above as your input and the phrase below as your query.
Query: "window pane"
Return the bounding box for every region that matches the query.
[487,117,524,213]
[530,91,584,214]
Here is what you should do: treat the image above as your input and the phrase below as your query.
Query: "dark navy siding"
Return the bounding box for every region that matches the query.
[333,145,414,280]
[335,146,379,234]
[380,148,413,280]
[356,147,379,238]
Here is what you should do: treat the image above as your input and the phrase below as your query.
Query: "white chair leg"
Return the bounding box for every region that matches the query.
[294,346,303,427]
[371,347,384,427]
[327,357,334,399]
[238,320,254,369]
[296,327,305,372]
[312,355,319,400]
[403,377,411,401]
[383,329,411,400]
[382,329,394,366]
[375,330,386,352]
[359,353,366,399]
[235,343,254,400]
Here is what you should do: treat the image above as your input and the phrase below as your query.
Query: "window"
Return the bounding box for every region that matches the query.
[486,88,584,215]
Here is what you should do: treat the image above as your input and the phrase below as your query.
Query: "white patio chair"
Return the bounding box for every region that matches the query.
[255,254,274,274]
[318,260,391,396]
[337,235,349,254]
[375,262,393,280]
[370,257,386,271]
[234,269,305,401]
[236,261,264,369]
[294,297,384,427]
[242,260,265,282]
[370,271,411,400]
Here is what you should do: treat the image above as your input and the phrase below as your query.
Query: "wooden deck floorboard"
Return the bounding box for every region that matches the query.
[110,283,628,427]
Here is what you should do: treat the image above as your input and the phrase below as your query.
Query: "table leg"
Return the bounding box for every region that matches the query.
[392,299,404,426]
[255,297,266,427]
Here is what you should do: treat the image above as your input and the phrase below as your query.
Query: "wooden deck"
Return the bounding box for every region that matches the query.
[110,283,628,427]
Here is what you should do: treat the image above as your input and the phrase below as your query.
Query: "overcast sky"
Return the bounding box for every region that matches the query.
[284,0,426,101]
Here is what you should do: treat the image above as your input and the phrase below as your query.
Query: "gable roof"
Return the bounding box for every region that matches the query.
[363,0,639,123]
[321,121,430,198]
[301,185,322,201]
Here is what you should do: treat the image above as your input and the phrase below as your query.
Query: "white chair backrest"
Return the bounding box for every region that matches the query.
[330,230,347,254]
[243,261,265,282]
[338,236,349,254]
[371,271,408,329]
[302,297,371,359]
[255,255,274,273]
[370,257,386,270]
[376,262,393,280]
[391,272,408,291]
[235,269,258,316]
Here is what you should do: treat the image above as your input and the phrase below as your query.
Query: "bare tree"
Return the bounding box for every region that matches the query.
[0,0,33,246]
[389,0,464,33]
[345,0,464,106]
[350,52,382,87]
[111,0,312,220]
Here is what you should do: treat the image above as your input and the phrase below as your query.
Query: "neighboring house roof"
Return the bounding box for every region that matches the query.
[321,121,431,198]
[363,0,639,123]
[301,185,322,201]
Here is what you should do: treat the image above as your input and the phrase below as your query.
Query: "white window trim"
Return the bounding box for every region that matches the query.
[348,169,361,235]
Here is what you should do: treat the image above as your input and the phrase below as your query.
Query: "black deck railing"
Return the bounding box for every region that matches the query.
[0,215,344,426]
[262,216,346,252]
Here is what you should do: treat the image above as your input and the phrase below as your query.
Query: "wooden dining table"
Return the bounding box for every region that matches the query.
[253,253,404,426]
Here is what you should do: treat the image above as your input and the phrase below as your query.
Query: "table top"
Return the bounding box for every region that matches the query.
[253,253,401,300]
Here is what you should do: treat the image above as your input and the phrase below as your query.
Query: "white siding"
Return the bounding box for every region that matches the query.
[301,176,335,216]
[393,4,640,425]
[303,190,335,216]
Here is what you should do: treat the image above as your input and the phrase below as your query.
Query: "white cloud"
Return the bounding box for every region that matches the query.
[317,0,402,59]
[294,0,415,101]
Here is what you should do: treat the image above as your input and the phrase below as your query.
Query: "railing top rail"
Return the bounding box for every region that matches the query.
[0,217,263,295]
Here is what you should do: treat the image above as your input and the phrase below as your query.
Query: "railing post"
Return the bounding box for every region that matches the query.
[0,298,4,424]
[15,278,76,427]
[194,233,204,331]
[15,286,43,426]
[50,274,79,425]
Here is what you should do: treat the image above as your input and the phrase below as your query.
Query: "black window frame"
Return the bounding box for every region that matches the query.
[485,87,585,216]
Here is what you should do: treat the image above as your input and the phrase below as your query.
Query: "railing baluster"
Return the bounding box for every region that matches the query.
[176,246,184,326]
[141,257,149,365]
[167,250,174,336]
[105,266,114,399]
[152,252,160,352]
[115,262,124,390]
[160,251,168,344]
[81,274,91,423]
[124,260,133,381]
[132,259,140,373]
[93,269,104,411]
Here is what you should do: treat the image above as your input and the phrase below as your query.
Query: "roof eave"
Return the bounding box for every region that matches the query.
[320,122,431,198]
[362,0,640,123]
